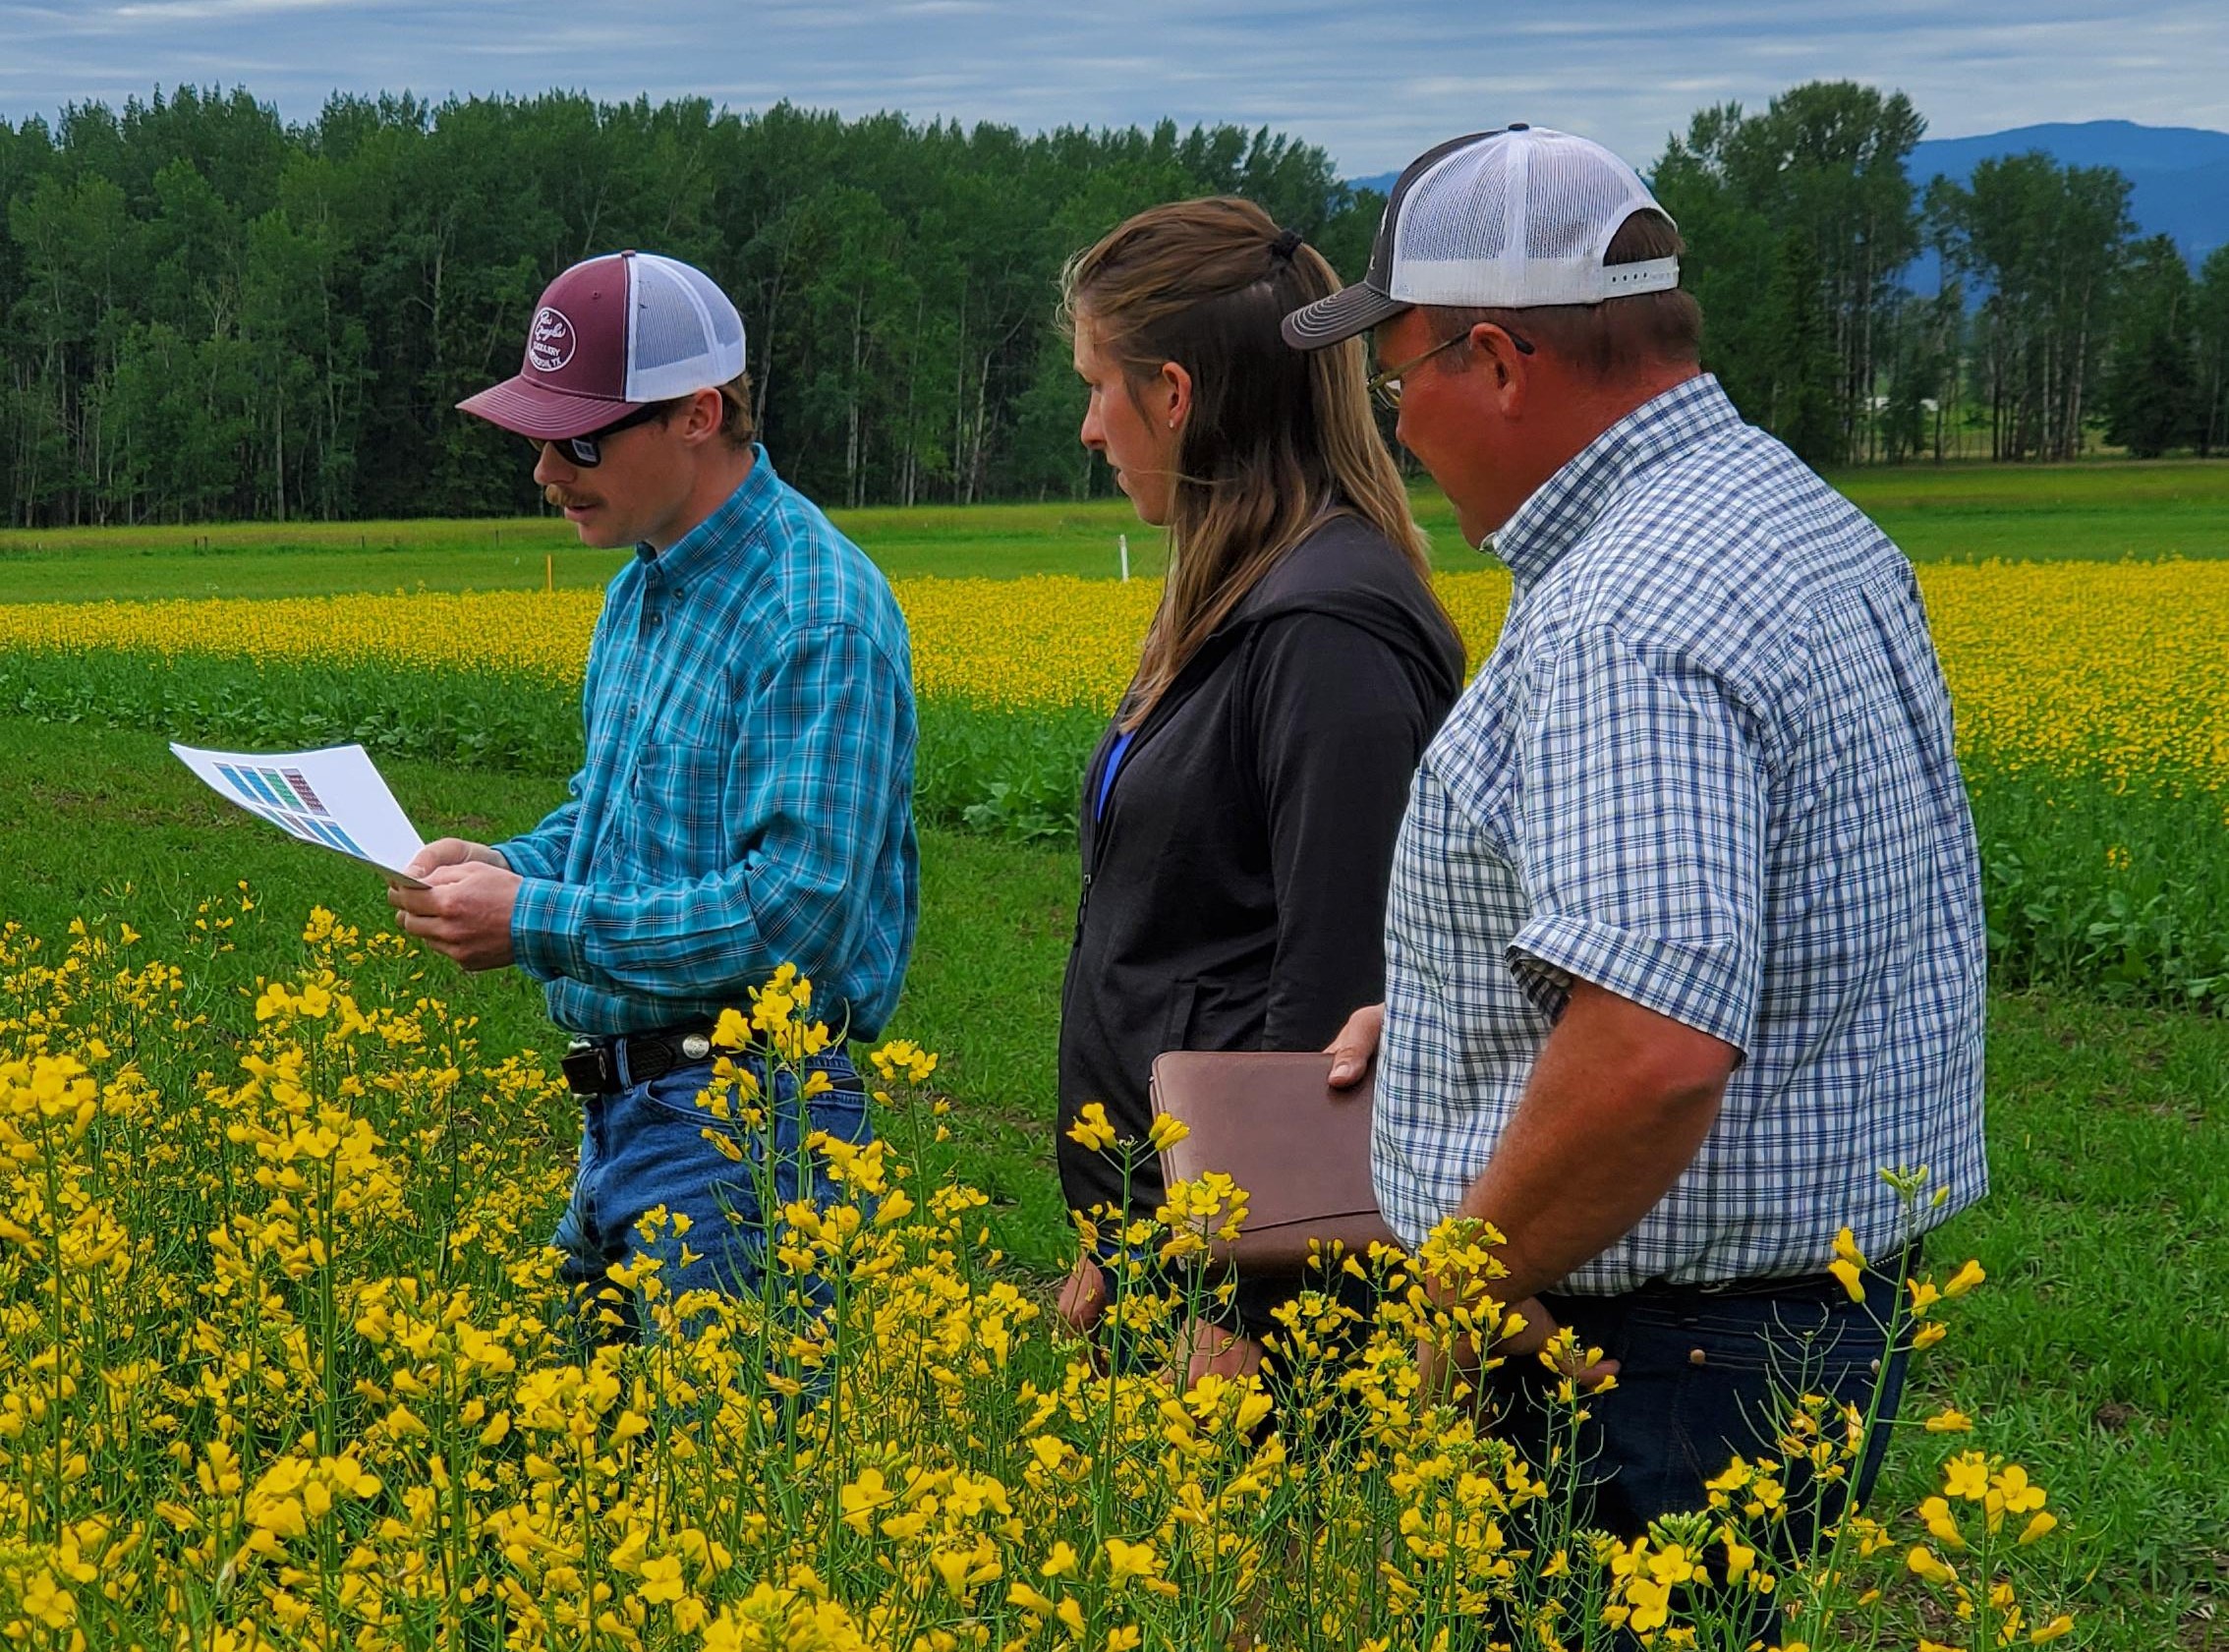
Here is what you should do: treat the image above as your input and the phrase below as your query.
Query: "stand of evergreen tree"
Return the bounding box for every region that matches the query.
[0,88,1379,527]
[5,82,2228,529]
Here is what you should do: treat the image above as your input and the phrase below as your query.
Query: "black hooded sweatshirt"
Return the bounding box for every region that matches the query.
[1057,512,1467,1220]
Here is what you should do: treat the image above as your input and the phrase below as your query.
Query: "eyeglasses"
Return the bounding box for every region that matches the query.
[1367,325,1535,411]
[527,400,671,468]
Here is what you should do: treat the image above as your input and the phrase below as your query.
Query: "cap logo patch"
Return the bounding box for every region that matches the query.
[528,307,576,373]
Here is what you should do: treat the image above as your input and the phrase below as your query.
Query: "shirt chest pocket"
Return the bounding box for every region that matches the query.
[629,742,731,881]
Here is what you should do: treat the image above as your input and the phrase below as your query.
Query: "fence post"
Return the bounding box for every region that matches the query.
[1118,534,1129,582]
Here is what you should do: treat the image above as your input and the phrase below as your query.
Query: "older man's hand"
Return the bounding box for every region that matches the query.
[1415,1293,1621,1406]
[1325,1001,1384,1088]
[388,860,521,971]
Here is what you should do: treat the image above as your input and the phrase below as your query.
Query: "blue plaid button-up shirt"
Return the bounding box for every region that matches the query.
[498,447,918,1040]
[1375,376,1986,1291]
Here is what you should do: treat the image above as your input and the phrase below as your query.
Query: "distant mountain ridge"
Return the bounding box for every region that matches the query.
[1346,119,2229,271]
[1912,120,2229,263]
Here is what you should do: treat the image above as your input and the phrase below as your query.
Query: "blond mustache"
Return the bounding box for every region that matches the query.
[543,484,598,509]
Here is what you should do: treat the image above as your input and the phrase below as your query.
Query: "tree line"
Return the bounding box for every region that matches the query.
[1655,81,2229,465]
[4,82,2227,528]
[0,87,1377,527]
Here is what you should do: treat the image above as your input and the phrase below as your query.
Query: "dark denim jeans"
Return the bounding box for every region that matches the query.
[551,1046,872,1342]
[1487,1264,1911,1547]
[1472,1264,1913,1650]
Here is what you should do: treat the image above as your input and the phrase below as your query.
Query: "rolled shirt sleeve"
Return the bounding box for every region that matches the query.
[1507,622,1770,1056]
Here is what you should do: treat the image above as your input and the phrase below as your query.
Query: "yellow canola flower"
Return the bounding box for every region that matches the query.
[0,927,2092,1652]
[1919,1495,1967,1550]
[1907,1545,1960,1586]
[1943,1451,1994,1503]
[1066,1102,1118,1153]
[1942,1259,1988,1298]
[1104,1536,1160,1584]
[1005,1581,1057,1617]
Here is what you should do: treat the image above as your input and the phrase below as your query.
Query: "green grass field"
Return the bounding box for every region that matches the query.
[1,716,2219,1649]
[4,457,2225,601]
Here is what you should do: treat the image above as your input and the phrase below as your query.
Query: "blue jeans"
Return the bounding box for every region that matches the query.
[551,1047,872,1342]
[1488,1264,1912,1539]
[1481,1265,1912,1646]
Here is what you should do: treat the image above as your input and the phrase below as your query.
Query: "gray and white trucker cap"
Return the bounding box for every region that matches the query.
[1283,124,1680,348]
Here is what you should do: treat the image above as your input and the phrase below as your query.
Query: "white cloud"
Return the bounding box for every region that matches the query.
[109,0,362,18]
[0,0,2221,173]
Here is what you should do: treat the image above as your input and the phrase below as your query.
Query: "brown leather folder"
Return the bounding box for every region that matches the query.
[1148,1049,1399,1273]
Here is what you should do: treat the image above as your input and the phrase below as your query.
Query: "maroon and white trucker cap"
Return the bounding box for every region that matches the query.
[458,250,748,439]
[1284,125,1679,348]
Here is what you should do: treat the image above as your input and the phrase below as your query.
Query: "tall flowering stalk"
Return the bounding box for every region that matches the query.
[0,910,2076,1650]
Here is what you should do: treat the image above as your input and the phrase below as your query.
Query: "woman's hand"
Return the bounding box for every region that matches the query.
[1056,1255,1110,1334]
[1180,1321,1265,1387]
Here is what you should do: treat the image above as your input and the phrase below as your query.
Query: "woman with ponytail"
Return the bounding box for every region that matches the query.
[1054,198,1465,1379]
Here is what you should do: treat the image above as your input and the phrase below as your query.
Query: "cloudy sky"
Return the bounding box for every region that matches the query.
[2,0,2224,174]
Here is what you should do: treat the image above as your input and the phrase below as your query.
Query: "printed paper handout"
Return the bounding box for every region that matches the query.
[170,742,429,888]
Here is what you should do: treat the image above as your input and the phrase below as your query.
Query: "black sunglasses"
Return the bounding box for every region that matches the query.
[528,400,671,468]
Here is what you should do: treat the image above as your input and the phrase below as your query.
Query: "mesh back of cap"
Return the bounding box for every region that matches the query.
[623,254,748,402]
[1388,127,1678,309]
[1400,142,1516,266]
[1525,139,1648,262]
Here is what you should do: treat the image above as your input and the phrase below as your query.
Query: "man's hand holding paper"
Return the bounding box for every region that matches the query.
[388,840,519,971]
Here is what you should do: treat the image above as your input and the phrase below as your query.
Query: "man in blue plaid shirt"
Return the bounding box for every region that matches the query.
[391,251,917,1338]
[1287,128,1985,1551]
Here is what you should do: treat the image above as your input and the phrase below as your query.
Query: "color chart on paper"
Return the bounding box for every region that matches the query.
[171,742,428,885]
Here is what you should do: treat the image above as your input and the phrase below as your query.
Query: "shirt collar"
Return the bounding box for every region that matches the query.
[1488,374,1742,592]
[633,443,781,585]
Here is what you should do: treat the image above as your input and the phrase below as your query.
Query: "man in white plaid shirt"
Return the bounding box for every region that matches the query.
[1286,127,1986,1548]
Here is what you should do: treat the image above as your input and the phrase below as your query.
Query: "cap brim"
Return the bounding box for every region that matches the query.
[456,374,647,439]
[1281,282,1410,349]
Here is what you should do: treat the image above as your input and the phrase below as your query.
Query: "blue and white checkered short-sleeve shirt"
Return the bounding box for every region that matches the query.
[1374,375,1987,1291]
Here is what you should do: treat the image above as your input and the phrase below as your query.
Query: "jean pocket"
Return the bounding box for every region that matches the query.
[806,1083,870,1140]
[1629,1297,1882,1383]
[636,1063,754,1132]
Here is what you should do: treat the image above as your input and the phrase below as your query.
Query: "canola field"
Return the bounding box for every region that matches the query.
[3,562,2228,783]
[0,909,2069,1652]
[2,562,2226,1002]
[0,509,2223,1649]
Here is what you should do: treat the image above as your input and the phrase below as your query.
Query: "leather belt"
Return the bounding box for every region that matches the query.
[560,1024,866,1099]
[1666,1235,1925,1301]
[562,1024,718,1096]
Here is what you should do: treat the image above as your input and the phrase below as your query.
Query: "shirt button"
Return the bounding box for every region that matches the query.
[650,613,663,627]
